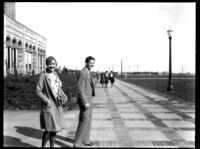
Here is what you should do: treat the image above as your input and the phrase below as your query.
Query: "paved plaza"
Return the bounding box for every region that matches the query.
[4,79,195,147]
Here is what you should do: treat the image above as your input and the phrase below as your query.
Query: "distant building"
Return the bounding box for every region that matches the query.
[4,2,47,77]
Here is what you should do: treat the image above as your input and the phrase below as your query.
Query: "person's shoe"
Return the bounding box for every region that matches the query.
[83,141,95,146]
[73,143,83,148]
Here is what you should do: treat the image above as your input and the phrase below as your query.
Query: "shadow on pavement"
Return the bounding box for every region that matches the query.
[55,139,72,147]
[15,126,43,140]
[14,126,74,147]
[4,136,36,147]
[57,135,74,143]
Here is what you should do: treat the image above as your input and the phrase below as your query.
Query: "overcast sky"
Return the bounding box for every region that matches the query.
[15,2,195,73]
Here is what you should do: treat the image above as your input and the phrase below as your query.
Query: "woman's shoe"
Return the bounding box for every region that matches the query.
[73,143,83,148]
[83,141,94,146]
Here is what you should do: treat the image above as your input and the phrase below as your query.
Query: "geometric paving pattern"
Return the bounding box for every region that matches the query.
[4,78,195,147]
[114,79,195,148]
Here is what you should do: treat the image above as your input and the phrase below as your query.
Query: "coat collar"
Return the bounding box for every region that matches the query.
[43,69,58,99]
[83,67,94,86]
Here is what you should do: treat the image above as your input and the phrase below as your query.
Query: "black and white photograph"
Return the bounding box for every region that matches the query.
[3,2,196,147]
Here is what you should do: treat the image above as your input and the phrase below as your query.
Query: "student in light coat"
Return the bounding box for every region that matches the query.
[36,56,66,147]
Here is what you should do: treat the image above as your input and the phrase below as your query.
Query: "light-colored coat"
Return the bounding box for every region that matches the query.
[36,70,65,132]
[74,67,95,145]
[77,67,95,105]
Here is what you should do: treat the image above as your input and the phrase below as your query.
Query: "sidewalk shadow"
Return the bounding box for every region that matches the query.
[15,126,43,140]
[54,139,72,147]
[4,136,36,147]
[57,135,74,143]
[15,126,73,147]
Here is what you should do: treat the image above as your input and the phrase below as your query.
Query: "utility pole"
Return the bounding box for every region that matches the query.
[182,66,184,76]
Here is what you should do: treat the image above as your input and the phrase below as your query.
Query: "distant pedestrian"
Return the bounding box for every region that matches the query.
[32,69,35,76]
[100,72,105,88]
[73,56,95,147]
[36,56,67,147]
[95,72,99,83]
[104,71,109,88]
[109,71,115,88]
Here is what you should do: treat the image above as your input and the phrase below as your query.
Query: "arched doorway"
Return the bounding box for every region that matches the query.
[28,45,32,72]
[12,38,17,74]
[6,36,12,70]
[25,42,29,72]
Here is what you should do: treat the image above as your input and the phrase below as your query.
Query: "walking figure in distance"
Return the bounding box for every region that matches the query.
[109,71,115,88]
[104,71,109,88]
[100,72,105,88]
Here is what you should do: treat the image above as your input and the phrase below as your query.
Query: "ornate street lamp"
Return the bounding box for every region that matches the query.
[167,29,174,91]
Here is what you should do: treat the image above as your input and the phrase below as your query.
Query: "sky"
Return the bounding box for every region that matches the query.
[15,2,196,73]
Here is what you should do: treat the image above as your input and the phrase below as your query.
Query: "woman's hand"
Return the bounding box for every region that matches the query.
[85,103,90,110]
[63,106,68,112]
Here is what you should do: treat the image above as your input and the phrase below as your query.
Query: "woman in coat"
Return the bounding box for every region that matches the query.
[36,56,65,147]
[104,71,109,88]
[109,71,115,88]
[100,72,105,88]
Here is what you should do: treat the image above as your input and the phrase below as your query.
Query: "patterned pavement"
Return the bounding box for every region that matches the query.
[4,78,195,147]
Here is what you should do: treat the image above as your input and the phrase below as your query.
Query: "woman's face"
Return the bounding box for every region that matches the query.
[47,60,56,72]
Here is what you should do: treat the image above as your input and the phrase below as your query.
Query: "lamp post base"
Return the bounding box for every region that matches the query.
[167,85,174,91]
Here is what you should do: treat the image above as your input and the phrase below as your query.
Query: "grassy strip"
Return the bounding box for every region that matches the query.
[118,77,195,102]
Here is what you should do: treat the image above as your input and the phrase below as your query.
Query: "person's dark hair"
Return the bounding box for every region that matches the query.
[85,56,95,63]
[46,56,57,66]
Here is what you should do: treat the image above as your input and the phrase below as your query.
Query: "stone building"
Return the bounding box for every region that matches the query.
[4,2,47,77]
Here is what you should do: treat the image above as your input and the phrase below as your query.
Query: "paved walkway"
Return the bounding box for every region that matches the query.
[4,79,195,147]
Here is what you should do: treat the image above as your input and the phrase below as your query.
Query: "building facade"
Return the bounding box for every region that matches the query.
[4,2,46,77]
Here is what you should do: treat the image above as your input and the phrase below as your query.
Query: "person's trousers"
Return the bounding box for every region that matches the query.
[74,104,93,146]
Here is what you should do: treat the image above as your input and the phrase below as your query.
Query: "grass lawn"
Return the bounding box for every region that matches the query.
[119,77,195,102]
[4,73,78,110]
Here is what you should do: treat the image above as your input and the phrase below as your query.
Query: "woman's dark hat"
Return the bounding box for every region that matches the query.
[46,56,57,66]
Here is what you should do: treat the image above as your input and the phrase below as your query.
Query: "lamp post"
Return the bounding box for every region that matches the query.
[167,29,174,91]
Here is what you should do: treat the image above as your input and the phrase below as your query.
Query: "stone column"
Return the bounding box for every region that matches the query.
[32,48,36,74]
[4,30,7,77]
[36,36,38,74]
[17,47,24,74]
[43,51,46,70]
[37,53,39,74]
[22,27,26,74]
[14,48,17,75]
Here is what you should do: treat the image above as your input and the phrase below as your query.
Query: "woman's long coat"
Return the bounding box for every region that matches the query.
[36,70,65,132]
